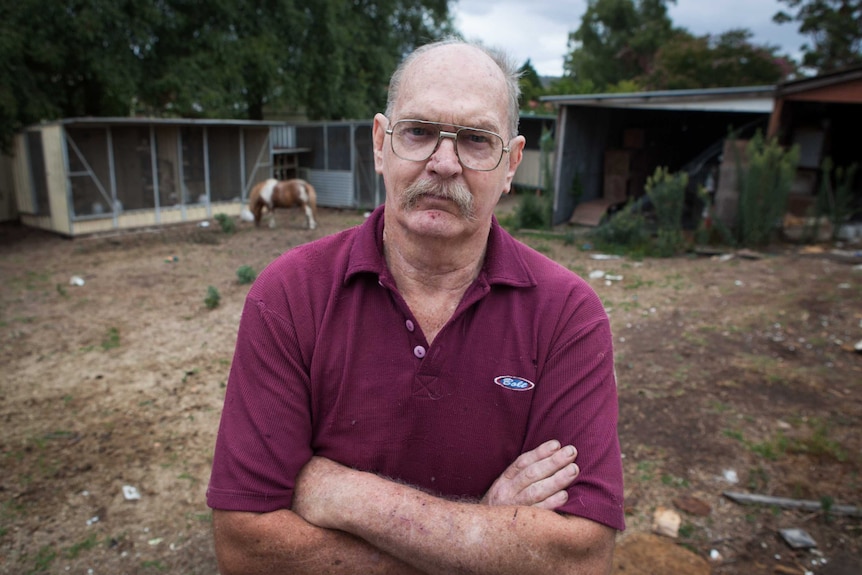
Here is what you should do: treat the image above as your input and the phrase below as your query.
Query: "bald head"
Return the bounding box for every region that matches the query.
[385,39,522,139]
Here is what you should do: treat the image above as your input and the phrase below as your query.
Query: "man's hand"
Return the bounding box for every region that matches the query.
[481,439,578,509]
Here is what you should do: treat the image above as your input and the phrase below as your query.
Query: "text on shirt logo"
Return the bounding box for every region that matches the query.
[494,376,535,391]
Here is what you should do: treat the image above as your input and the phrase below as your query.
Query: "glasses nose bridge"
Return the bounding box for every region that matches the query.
[433,128,460,157]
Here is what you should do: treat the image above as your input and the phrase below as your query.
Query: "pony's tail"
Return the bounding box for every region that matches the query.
[243,185,262,224]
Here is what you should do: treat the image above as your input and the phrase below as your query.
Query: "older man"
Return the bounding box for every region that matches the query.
[207,38,624,575]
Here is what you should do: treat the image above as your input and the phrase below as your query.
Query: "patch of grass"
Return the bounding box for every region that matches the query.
[65,534,99,559]
[723,429,745,442]
[660,473,689,488]
[709,401,731,413]
[622,277,654,291]
[101,327,120,350]
[788,419,847,462]
[747,466,770,492]
[178,472,197,484]
[636,460,656,482]
[26,544,56,574]
[181,368,199,383]
[678,522,696,538]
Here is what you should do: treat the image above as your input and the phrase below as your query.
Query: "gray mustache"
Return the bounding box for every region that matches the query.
[401,179,476,221]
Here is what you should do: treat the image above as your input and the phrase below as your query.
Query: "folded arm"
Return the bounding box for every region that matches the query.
[213,440,615,575]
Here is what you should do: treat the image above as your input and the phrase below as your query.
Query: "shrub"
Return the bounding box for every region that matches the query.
[645,167,688,257]
[588,201,651,253]
[214,213,235,234]
[515,192,552,229]
[236,265,256,285]
[727,132,799,247]
[204,286,221,309]
[814,158,858,241]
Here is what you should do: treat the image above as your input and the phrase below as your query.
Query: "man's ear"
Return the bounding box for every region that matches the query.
[502,135,526,194]
[372,113,388,175]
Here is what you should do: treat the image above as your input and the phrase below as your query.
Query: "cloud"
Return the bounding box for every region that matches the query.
[451,0,808,77]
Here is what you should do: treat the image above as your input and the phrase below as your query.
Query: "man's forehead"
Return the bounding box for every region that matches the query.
[393,45,507,128]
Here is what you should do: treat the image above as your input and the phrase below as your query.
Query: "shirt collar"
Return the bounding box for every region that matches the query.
[345,204,536,288]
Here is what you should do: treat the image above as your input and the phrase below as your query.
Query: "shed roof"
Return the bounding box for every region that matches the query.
[541,86,775,113]
[31,117,283,129]
[776,64,862,97]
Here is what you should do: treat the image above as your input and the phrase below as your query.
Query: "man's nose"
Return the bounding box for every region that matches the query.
[428,132,463,174]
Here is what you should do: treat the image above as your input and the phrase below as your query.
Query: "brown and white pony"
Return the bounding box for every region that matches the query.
[241,178,318,230]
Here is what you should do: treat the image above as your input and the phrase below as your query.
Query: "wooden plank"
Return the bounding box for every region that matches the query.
[723,491,862,517]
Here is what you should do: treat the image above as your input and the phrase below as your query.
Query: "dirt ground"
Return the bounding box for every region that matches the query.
[1,196,860,575]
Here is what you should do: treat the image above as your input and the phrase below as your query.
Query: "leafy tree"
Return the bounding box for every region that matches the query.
[642,29,792,89]
[774,0,862,72]
[518,59,545,111]
[0,0,453,151]
[565,0,677,91]
[0,0,156,151]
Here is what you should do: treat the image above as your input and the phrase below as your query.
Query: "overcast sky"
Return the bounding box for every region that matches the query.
[452,0,808,77]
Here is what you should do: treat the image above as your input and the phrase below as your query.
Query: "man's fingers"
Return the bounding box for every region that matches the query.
[483,442,579,507]
[502,439,563,479]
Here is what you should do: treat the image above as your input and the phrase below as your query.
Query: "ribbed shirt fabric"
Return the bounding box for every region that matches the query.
[207,205,625,531]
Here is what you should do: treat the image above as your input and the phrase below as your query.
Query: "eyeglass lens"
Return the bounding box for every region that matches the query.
[391,120,504,171]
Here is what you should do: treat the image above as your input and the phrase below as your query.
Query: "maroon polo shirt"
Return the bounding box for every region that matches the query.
[207,206,625,531]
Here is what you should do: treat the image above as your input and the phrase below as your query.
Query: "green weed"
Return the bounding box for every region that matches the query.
[236,265,256,284]
[214,213,235,234]
[204,286,221,309]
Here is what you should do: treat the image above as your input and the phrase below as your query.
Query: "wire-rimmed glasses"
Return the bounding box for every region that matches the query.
[385,119,510,172]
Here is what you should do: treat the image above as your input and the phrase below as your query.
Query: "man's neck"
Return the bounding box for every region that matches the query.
[382,223,488,298]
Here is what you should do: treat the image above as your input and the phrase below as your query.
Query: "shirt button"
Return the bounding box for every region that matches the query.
[405,320,415,332]
[413,345,426,359]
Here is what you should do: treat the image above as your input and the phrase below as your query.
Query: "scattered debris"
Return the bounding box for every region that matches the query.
[69,276,85,286]
[825,249,862,264]
[589,270,606,280]
[709,549,722,561]
[605,274,624,282]
[735,249,766,260]
[722,469,739,484]
[589,254,621,261]
[779,528,818,550]
[164,255,179,263]
[652,506,681,538]
[723,491,862,517]
[773,565,806,575]
[198,221,210,228]
[122,485,141,501]
[86,516,99,526]
[673,495,711,516]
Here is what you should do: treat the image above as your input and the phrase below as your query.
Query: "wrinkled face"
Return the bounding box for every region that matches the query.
[373,44,525,241]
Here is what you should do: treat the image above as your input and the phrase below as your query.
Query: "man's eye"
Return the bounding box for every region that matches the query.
[401,124,436,138]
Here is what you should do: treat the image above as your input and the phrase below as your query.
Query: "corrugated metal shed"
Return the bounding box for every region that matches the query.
[541,86,776,225]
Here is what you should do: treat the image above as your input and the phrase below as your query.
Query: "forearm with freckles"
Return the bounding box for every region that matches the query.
[293,459,615,575]
[212,508,428,575]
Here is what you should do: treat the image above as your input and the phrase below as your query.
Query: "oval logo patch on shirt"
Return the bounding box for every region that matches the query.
[494,375,535,391]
